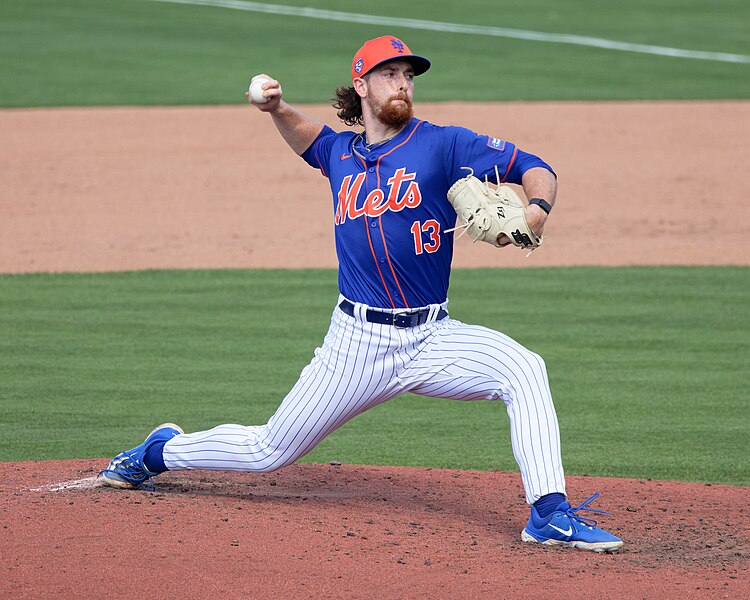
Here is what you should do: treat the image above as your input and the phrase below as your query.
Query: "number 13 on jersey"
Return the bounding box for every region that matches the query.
[411,219,441,255]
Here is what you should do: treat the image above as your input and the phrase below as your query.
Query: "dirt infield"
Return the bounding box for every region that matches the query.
[1,102,749,598]
[1,101,749,273]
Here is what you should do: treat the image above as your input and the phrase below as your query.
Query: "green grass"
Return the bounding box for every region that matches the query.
[0,0,748,107]
[1,267,748,486]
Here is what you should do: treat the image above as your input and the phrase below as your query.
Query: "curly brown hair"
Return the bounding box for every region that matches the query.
[331,85,363,127]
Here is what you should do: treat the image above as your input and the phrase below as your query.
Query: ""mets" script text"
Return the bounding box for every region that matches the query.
[335,168,422,225]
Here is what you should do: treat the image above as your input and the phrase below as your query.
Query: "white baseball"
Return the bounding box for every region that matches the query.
[249,76,270,104]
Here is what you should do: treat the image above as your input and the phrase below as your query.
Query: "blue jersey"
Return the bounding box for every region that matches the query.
[302,117,554,309]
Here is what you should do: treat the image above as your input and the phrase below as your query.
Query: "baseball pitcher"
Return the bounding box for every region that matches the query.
[100,35,623,554]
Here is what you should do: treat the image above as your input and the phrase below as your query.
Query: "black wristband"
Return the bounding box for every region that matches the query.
[529,198,552,214]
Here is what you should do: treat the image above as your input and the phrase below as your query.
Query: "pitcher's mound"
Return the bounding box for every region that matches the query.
[3,460,748,599]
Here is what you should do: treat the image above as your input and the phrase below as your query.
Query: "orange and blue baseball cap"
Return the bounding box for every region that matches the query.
[351,36,431,80]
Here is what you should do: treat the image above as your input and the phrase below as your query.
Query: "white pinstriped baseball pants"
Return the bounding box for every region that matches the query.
[164,296,565,504]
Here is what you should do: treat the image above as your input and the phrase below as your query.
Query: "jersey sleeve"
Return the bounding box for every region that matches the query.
[300,125,337,178]
[443,126,554,186]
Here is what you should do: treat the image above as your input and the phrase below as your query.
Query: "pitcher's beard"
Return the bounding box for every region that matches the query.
[377,94,413,128]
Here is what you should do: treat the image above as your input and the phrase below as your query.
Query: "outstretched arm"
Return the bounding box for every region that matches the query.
[247,75,324,155]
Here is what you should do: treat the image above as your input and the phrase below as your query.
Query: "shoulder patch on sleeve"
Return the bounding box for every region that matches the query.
[486,137,506,151]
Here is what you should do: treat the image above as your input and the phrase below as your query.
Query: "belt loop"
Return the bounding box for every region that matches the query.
[427,305,439,322]
[355,302,367,323]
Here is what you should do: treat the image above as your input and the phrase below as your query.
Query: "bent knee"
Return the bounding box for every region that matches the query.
[249,441,307,473]
[527,349,547,373]
[253,462,285,473]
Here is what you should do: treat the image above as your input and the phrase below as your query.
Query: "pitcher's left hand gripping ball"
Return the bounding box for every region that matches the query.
[447,172,542,249]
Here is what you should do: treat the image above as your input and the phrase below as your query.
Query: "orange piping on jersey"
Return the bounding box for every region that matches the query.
[356,154,396,308]
[499,146,517,183]
[377,120,423,165]
[378,222,408,308]
[372,121,424,309]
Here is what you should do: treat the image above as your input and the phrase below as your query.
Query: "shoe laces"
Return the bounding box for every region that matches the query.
[565,492,611,528]
[98,452,156,492]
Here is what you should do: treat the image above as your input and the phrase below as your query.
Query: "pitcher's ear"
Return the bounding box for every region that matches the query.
[353,77,368,98]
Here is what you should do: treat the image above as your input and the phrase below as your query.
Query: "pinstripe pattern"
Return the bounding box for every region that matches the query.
[164,297,565,504]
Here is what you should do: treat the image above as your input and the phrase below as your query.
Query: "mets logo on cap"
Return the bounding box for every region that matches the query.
[350,35,432,80]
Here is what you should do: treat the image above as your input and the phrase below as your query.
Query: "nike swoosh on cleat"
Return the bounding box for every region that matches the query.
[548,524,573,536]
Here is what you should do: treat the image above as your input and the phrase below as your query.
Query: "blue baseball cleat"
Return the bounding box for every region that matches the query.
[521,493,624,553]
[98,423,183,491]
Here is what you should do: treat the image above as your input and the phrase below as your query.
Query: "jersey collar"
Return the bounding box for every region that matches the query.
[352,118,420,160]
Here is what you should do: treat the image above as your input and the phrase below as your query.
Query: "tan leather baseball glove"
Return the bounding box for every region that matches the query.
[446,172,542,250]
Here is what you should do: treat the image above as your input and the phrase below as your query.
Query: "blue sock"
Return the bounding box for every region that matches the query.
[143,441,168,474]
[533,493,566,520]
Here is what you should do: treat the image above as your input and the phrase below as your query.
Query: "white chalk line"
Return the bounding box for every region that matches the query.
[26,476,102,492]
[145,0,750,64]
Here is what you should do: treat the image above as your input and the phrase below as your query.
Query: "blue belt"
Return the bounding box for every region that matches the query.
[338,299,448,329]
